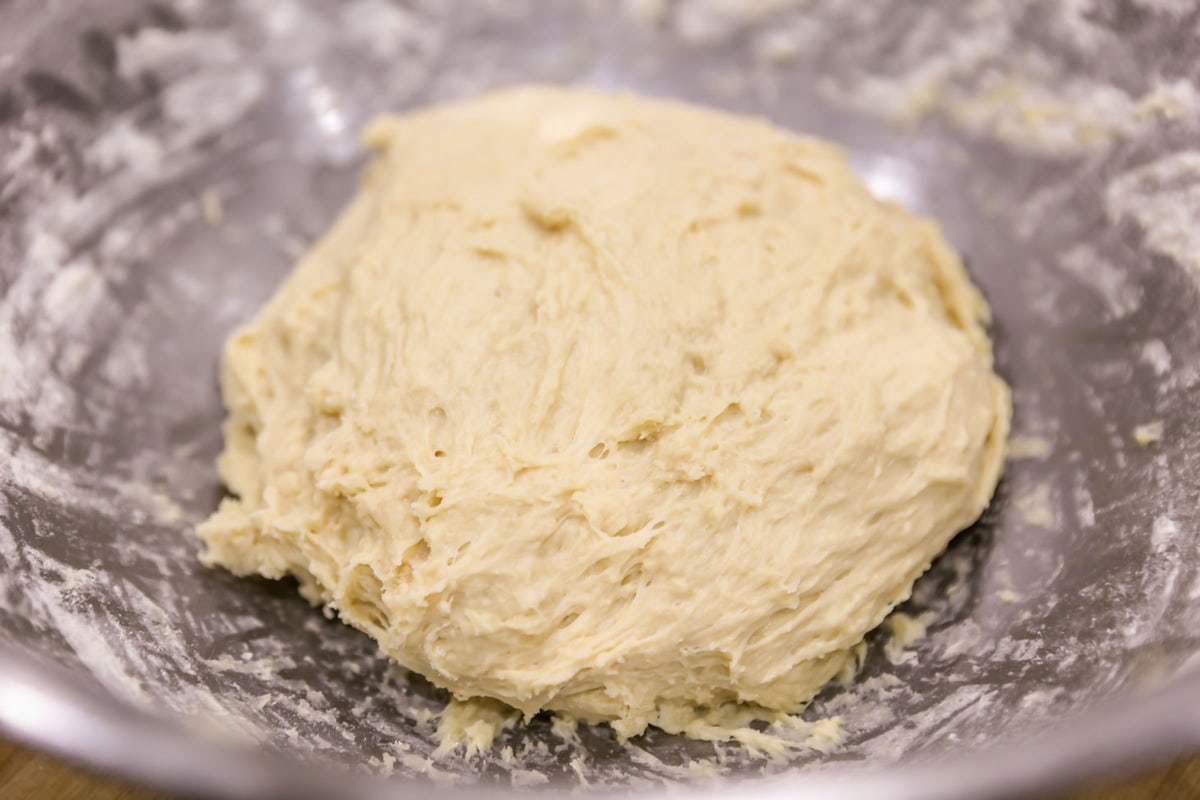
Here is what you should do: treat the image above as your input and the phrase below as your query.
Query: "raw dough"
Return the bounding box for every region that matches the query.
[199,85,1010,739]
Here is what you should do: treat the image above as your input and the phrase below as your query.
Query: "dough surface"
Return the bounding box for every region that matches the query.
[199,85,1010,738]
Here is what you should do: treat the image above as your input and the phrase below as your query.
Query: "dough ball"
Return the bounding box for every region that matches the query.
[199,86,1010,738]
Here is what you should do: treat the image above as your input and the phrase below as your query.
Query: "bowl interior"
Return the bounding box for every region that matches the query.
[1,0,1199,791]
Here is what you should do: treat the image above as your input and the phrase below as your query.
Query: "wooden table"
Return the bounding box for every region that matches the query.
[2,736,1198,799]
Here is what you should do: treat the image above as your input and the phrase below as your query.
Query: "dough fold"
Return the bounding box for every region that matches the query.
[199,85,1010,738]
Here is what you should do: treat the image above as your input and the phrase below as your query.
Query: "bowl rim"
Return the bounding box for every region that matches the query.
[1,638,1198,799]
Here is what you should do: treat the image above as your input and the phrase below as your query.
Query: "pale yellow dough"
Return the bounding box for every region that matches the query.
[199,85,1010,739]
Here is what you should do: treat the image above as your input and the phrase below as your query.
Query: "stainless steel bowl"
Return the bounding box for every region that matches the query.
[2,1,1199,797]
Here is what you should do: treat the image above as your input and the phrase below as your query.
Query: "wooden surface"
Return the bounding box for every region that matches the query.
[2,735,1199,799]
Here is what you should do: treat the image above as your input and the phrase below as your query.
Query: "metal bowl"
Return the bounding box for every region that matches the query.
[1,1,1198,797]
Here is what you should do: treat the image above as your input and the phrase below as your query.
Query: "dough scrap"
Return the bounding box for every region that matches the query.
[199,85,1010,739]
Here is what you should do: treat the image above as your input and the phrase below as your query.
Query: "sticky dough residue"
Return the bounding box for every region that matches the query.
[629,0,1200,157]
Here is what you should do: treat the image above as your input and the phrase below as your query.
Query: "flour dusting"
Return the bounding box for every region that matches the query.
[1106,151,1200,278]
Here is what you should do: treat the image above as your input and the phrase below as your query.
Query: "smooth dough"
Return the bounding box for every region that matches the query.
[199,86,1010,739]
